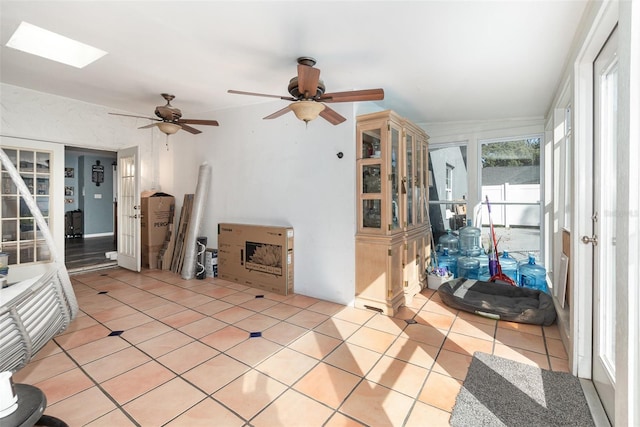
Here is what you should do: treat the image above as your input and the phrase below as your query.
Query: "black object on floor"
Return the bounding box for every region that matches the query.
[437,278,556,326]
[450,352,595,427]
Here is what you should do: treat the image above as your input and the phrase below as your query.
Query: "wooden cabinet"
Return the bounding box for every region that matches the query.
[355,110,431,315]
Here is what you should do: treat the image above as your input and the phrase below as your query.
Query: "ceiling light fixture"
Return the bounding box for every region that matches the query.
[289,100,325,124]
[157,122,181,135]
[6,21,107,68]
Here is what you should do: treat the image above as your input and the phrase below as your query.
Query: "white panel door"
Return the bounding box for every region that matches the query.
[590,27,618,422]
[117,146,140,272]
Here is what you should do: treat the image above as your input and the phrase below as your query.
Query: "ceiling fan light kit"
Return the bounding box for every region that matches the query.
[157,122,181,135]
[289,100,325,123]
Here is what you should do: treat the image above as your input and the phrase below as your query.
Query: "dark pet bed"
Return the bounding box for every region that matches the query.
[437,278,556,326]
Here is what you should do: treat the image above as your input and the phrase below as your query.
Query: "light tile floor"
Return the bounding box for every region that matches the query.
[14,268,570,426]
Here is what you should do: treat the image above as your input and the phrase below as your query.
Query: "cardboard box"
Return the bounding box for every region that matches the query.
[205,248,218,278]
[141,191,175,269]
[427,273,453,290]
[218,223,293,295]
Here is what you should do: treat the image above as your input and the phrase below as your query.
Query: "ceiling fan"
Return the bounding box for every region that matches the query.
[228,57,384,125]
[109,93,219,135]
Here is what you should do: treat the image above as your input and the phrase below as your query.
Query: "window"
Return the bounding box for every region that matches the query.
[445,164,454,201]
[1,148,53,265]
[428,142,468,242]
[480,135,543,263]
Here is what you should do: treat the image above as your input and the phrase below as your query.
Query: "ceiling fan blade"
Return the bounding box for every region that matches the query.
[178,119,219,126]
[297,64,320,99]
[319,89,385,103]
[110,112,159,121]
[228,90,296,101]
[178,124,202,134]
[263,105,292,120]
[138,123,159,129]
[319,104,347,125]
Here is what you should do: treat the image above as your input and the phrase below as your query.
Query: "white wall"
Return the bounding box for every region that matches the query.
[162,101,358,305]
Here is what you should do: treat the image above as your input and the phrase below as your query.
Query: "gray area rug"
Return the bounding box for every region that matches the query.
[450,352,595,427]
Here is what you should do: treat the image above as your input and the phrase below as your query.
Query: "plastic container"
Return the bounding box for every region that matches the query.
[438,230,459,255]
[459,220,482,256]
[457,251,480,280]
[518,254,548,293]
[437,248,458,278]
[474,252,490,281]
[499,251,519,284]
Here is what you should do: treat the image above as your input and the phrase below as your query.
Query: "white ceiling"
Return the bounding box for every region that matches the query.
[0,1,588,125]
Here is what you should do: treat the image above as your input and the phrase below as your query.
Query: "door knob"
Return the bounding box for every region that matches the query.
[581,235,598,246]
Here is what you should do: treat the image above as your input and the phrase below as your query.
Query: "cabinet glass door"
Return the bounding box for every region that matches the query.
[361,164,382,229]
[362,164,381,193]
[416,137,423,225]
[390,126,401,232]
[405,133,414,228]
[362,129,382,159]
[360,127,384,231]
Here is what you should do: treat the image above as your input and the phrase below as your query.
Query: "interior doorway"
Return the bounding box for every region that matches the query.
[63,146,117,272]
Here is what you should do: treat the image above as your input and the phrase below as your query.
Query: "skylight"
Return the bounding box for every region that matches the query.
[6,21,107,68]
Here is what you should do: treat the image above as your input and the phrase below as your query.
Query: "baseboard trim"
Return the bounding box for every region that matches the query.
[83,233,114,238]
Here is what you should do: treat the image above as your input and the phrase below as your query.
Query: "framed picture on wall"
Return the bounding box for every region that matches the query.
[65,198,74,204]
[65,167,74,178]
[65,186,74,196]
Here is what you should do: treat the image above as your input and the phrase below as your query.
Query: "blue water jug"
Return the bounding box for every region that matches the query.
[459,220,482,256]
[438,229,459,255]
[474,252,490,281]
[437,248,458,278]
[457,251,480,279]
[518,254,548,293]
[499,251,518,283]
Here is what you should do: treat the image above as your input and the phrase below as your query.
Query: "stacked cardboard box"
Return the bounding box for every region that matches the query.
[218,223,293,295]
[140,191,175,269]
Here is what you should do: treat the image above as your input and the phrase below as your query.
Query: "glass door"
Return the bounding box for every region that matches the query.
[591,27,617,421]
[404,131,414,229]
[1,148,52,266]
[117,146,141,272]
[1,138,63,282]
[390,125,401,233]
[359,126,384,232]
